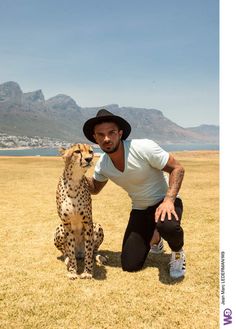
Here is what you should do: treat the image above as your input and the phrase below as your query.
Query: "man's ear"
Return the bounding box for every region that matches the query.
[119,130,123,139]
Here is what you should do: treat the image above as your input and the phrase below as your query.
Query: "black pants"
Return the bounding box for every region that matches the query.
[121,198,184,272]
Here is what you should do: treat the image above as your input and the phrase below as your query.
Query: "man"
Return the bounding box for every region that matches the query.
[83,109,186,279]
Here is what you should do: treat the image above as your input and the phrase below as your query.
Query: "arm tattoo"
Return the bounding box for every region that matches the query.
[165,167,185,202]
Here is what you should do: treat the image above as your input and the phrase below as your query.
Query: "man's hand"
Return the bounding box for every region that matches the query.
[85,177,107,195]
[155,198,179,222]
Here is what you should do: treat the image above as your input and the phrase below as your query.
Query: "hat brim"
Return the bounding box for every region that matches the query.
[83,115,131,144]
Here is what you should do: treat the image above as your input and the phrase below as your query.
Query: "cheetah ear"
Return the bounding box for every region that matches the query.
[59,148,72,160]
[59,148,66,156]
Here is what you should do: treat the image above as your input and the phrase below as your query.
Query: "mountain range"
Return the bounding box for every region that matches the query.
[0,81,219,145]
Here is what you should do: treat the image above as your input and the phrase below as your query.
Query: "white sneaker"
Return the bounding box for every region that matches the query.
[149,238,164,254]
[169,250,186,279]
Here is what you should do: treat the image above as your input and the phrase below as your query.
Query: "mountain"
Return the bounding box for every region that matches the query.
[0,81,219,145]
[187,125,219,143]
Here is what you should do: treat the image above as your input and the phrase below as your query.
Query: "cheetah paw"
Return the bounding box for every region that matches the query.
[67,271,79,280]
[80,272,93,279]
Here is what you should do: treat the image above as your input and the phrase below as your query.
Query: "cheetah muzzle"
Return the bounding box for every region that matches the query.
[54,143,107,279]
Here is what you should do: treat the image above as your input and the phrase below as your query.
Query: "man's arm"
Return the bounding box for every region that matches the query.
[85,176,107,195]
[155,154,185,222]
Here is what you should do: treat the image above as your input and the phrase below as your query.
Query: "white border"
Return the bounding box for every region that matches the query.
[220,0,236,327]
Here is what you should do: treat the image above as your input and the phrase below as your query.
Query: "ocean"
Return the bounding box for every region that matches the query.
[0,144,219,156]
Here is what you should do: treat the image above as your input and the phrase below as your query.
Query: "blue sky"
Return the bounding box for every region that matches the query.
[0,0,219,127]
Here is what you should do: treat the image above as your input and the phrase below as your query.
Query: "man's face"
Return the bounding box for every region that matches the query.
[93,122,123,154]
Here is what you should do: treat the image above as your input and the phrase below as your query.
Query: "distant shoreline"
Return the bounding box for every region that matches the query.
[0,150,219,160]
[0,144,219,155]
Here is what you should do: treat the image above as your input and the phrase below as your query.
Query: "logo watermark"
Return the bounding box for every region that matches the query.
[223,308,232,326]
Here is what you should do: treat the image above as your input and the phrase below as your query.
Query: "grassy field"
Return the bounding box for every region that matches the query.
[0,151,219,329]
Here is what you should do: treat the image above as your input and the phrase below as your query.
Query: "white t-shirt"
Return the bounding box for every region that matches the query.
[93,139,169,210]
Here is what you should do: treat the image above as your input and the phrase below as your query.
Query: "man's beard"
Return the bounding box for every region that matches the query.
[101,139,121,154]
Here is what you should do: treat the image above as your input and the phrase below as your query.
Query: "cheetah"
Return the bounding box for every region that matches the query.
[54,143,106,279]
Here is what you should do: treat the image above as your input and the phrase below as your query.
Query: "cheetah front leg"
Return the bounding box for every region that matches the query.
[80,221,94,279]
[64,230,78,280]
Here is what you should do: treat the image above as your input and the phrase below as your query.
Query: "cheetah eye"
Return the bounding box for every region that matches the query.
[74,150,81,154]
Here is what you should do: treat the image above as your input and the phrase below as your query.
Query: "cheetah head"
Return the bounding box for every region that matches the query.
[59,144,94,173]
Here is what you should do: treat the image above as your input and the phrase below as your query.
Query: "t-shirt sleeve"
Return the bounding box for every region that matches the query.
[93,158,109,182]
[142,139,169,170]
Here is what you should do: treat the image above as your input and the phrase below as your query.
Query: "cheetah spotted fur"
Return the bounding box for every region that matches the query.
[54,143,106,279]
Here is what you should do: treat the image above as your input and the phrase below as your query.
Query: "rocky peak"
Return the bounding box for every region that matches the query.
[23,90,45,103]
[0,81,23,104]
[46,94,80,111]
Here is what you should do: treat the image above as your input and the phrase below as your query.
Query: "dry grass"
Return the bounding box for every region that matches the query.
[0,151,219,329]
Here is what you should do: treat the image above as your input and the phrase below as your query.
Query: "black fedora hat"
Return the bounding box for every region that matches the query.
[83,109,131,144]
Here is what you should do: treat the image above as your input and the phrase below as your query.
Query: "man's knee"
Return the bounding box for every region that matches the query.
[156,217,180,235]
[121,247,146,272]
[121,232,148,272]
[156,216,184,251]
